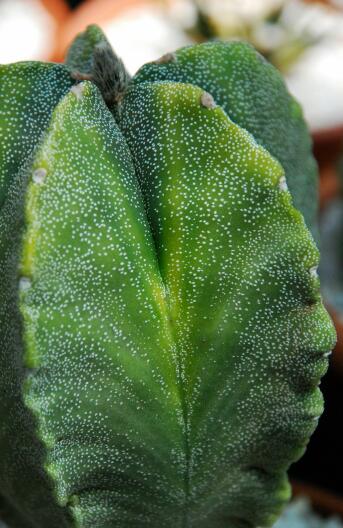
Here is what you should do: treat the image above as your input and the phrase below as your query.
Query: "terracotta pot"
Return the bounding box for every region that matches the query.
[54,0,153,63]
[0,0,70,64]
[313,125,343,171]
[319,163,340,211]
[311,124,343,210]
[41,0,70,23]
[51,0,190,74]
[41,0,71,62]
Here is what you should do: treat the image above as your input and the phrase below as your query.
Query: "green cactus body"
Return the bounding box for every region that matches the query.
[0,62,73,207]
[0,26,336,528]
[0,61,74,528]
[119,81,333,525]
[133,41,318,240]
[65,24,112,74]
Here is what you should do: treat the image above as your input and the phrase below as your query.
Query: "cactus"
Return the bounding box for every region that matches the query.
[0,25,336,528]
[133,40,319,240]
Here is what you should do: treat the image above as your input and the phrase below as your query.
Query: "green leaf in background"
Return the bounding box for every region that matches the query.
[133,41,318,240]
[0,26,336,528]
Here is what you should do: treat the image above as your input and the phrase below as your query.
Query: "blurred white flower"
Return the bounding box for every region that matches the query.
[0,0,55,63]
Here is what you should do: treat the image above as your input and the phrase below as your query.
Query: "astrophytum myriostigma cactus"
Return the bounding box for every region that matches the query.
[0,24,336,528]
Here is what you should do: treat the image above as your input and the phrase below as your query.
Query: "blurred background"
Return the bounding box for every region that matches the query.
[1,0,343,523]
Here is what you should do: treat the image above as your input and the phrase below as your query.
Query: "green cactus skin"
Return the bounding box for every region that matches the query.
[0,27,336,528]
[65,24,112,75]
[133,41,318,240]
[0,61,75,528]
[0,62,73,208]
[66,25,130,111]
[119,81,334,526]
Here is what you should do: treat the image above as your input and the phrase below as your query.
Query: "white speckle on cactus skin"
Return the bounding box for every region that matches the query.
[33,168,47,184]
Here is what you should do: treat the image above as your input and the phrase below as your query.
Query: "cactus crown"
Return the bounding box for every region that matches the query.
[0,25,336,528]
[67,25,130,108]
